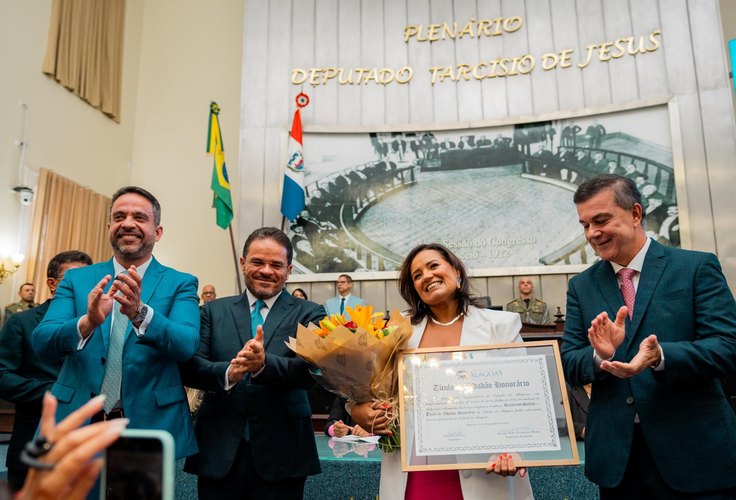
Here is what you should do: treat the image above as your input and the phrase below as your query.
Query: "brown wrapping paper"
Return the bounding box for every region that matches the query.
[286,309,413,404]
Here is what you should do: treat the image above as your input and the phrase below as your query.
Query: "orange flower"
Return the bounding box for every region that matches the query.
[311,304,397,339]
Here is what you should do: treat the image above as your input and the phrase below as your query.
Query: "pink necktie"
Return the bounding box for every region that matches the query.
[618,268,637,319]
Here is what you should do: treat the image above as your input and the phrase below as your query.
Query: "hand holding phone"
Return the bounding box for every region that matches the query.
[101,429,174,500]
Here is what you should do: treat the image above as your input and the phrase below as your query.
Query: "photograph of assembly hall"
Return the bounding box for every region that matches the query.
[289,106,679,274]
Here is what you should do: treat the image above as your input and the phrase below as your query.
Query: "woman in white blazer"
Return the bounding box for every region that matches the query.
[353,243,534,500]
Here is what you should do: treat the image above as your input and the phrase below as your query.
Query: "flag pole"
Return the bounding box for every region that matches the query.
[228,224,242,294]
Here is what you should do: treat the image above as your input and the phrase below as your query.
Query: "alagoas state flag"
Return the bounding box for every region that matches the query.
[207,101,234,229]
[280,108,305,221]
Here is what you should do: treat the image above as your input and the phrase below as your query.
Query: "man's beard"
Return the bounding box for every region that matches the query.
[111,234,154,262]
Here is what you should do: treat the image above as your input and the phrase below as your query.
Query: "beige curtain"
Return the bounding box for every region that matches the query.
[26,169,112,303]
[42,0,126,123]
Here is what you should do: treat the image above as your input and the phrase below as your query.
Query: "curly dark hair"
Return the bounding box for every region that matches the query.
[398,243,482,325]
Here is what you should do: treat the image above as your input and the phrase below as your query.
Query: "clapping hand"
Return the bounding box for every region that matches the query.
[81,266,144,338]
[81,276,115,337]
[228,327,266,383]
[588,306,628,360]
[600,334,662,378]
[110,266,143,323]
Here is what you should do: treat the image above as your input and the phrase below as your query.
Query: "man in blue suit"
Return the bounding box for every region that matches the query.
[562,174,736,498]
[0,250,92,492]
[181,227,324,500]
[325,274,365,320]
[33,186,200,460]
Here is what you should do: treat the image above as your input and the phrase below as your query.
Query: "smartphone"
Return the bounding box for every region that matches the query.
[100,429,174,500]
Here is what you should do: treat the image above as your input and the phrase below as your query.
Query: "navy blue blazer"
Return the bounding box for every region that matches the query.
[562,240,736,492]
[0,300,62,471]
[181,291,325,482]
[33,257,200,459]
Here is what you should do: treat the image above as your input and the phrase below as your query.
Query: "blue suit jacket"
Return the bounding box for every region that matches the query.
[325,295,365,320]
[33,257,200,459]
[181,291,325,482]
[561,240,736,492]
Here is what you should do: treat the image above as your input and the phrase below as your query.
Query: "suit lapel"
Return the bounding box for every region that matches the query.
[626,241,667,344]
[97,260,117,352]
[123,257,165,342]
[262,292,293,350]
[34,301,51,322]
[347,296,358,309]
[230,293,252,347]
[139,257,164,307]
[592,262,623,316]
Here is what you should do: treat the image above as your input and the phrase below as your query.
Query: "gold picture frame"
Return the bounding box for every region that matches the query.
[397,340,580,471]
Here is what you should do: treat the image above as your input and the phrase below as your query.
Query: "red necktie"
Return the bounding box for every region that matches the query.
[618,268,637,319]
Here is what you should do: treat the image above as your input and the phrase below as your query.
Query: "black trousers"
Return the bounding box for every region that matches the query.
[600,425,736,500]
[197,439,306,500]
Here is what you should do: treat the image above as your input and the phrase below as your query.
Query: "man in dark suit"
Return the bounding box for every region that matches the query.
[562,174,736,498]
[0,250,92,492]
[33,186,200,460]
[182,227,325,499]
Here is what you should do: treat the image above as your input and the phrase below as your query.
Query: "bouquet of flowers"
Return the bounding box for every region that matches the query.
[286,304,412,452]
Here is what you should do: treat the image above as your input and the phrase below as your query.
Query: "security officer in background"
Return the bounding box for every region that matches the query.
[505,277,551,325]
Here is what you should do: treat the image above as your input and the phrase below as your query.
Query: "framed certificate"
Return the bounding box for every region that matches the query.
[398,340,580,471]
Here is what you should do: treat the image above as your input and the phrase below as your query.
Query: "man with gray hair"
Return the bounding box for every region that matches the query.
[562,174,736,497]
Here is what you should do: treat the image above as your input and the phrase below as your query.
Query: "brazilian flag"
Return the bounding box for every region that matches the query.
[207,102,234,229]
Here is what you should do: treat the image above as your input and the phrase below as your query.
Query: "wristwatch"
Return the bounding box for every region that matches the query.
[132,303,149,325]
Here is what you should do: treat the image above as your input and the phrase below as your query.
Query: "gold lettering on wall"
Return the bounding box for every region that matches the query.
[291,66,414,86]
[289,13,662,87]
[429,54,535,83]
[403,16,523,43]
[576,31,662,69]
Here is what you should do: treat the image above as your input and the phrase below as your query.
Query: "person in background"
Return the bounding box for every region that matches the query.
[0,250,93,492]
[351,243,533,500]
[325,274,365,321]
[181,227,325,500]
[200,284,217,306]
[567,383,591,441]
[324,395,370,438]
[562,174,736,497]
[33,186,200,461]
[4,283,37,325]
[505,277,551,324]
[291,288,308,300]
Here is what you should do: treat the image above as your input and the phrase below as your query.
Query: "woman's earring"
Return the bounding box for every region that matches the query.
[456,278,461,289]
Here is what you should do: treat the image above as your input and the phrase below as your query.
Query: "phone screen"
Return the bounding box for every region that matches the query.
[103,435,164,500]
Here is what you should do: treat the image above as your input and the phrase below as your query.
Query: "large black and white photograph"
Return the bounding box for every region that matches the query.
[287,104,680,276]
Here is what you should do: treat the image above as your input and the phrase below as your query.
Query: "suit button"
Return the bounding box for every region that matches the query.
[625,396,634,404]
[101,357,106,365]
[90,392,96,398]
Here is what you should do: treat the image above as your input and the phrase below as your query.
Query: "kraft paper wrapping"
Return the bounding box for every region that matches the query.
[286,310,413,404]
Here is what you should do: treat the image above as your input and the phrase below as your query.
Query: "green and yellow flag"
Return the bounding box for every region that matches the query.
[207,101,234,229]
